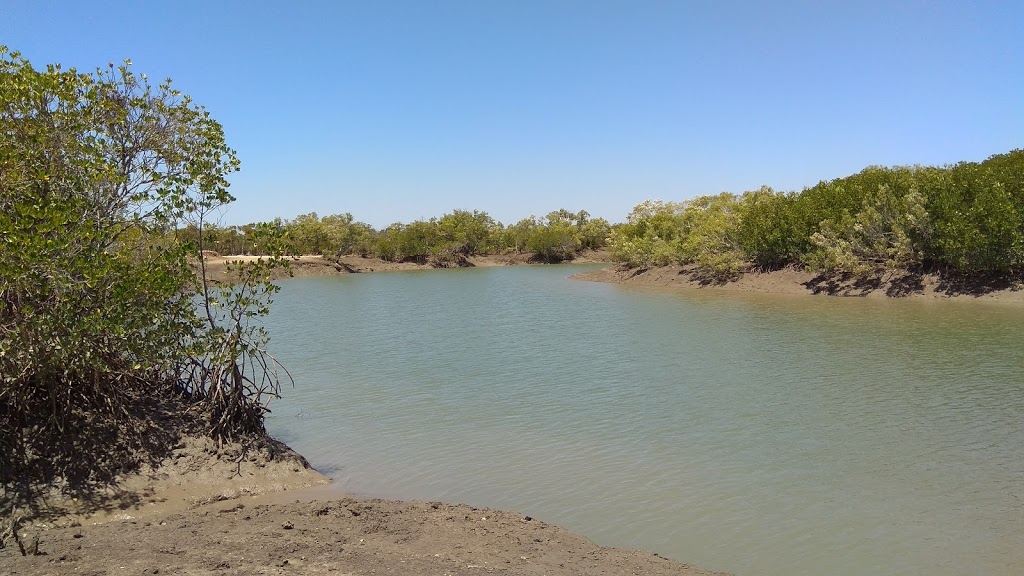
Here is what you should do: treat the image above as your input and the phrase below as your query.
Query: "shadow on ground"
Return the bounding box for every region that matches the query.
[803,269,1022,298]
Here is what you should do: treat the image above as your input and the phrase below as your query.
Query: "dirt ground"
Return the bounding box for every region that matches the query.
[3,497,725,576]
[573,264,1024,302]
[1,434,725,576]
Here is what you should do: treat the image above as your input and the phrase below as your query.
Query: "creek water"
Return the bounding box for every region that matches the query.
[263,264,1024,576]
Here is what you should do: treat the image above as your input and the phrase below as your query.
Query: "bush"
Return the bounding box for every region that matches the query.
[928,156,1024,273]
[675,193,748,279]
[528,222,580,262]
[609,200,686,267]
[806,183,931,275]
[737,187,799,269]
[610,151,1024,279]
[0,48,287,506]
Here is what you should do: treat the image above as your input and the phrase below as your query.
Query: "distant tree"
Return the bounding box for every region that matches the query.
[737,186,799,269]
[807,182,931,275]
[345,221,378,256]
[578,217,612,250]
[527,220,579,262]
[435,209,496,255]
[504,217,540,253]
[676,193,748,280]
[374,223,404,261]
[396,220,437,262]
[927,155,1024,273]
[609,200,686,267]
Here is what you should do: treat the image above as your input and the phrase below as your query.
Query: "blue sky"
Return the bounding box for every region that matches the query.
[3,1,1022,227]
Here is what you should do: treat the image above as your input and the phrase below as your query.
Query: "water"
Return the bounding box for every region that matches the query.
[263,264,1024,576]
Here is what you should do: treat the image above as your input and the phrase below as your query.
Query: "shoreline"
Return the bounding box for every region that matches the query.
[571,264,1024,303]
[201,250,612,282]
[207,252,1024,302]
[2,433,726,576]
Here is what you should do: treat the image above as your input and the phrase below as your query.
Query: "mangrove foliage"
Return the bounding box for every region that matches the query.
[610,150,1024,280]
[0,48,288,508]
[184,208,613,264]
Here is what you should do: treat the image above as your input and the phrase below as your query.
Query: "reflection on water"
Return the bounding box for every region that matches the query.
[264,265,1024,576]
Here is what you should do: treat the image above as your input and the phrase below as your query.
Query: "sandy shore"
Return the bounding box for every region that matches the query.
[1,434,725,576]
[572,264,1024,302]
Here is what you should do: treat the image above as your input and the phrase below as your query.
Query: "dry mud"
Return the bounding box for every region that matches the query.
[1,435,725,576]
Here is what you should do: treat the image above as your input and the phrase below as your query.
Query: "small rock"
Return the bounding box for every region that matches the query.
[282,521,294,530]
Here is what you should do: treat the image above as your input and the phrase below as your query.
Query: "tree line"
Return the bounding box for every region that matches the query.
[610,150,1024,279]
[190,148,1024,279]
[182,208,613,264]
[188,148,1024,278]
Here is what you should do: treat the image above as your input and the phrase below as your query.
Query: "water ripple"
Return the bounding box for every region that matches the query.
[265,266,1024,576]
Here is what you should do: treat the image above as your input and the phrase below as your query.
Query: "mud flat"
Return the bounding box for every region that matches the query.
[1,434,725,576]
[201,250,612,282]
[573,264,1024,302]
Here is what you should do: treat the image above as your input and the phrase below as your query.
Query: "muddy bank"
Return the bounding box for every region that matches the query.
[202,250,612,282]
[574,264,1024,302]
[4,496,725,575]
[1,432,724,576]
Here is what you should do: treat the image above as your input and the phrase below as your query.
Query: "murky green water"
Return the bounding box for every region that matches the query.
[264,264,1024,576]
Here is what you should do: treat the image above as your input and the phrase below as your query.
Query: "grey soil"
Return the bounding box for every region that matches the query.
[1,435,726,576]
[4,497,726,576]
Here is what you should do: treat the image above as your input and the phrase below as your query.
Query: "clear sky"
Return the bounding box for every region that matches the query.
[3,1,1022,227]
